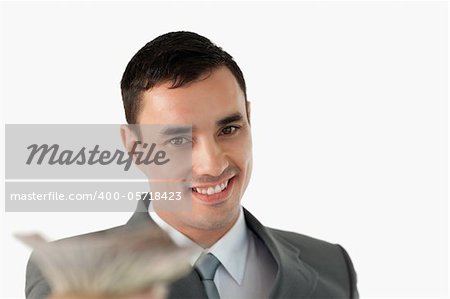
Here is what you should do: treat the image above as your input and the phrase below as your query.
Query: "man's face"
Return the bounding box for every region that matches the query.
[138,66,252,232]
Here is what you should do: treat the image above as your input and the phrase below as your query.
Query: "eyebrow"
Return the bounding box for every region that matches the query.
[216,112,243,127]
[159,112,244,135]
[159,126,192,135]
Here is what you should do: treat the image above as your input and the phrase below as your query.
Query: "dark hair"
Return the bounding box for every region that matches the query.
[120,31,248,124]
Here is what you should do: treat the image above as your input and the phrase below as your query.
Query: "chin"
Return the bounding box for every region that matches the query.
[189,204,240,231]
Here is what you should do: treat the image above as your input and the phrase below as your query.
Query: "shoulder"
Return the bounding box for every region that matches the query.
[267,226,352,267]
[266,227,359,298]
[267,227,342,254]
[55,224,129,242]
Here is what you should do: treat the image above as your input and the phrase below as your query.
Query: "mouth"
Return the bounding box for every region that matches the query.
[190,176,236,205]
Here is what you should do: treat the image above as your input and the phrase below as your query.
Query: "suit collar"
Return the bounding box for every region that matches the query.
[126,197,153,225]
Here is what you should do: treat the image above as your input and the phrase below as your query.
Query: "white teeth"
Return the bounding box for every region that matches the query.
[193,178,231,195]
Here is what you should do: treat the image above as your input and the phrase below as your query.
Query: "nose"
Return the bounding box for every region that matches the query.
[192,137,228,178]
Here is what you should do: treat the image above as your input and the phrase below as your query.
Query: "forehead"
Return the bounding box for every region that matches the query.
[138,66,246,125]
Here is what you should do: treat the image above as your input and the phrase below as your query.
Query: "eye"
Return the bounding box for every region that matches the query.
[167,137,191,146]
[219,126,239,136]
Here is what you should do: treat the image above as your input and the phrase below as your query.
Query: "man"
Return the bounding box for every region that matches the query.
[26,31,358,298]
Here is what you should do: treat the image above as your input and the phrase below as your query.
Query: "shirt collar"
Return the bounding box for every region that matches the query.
[149,205,249,285]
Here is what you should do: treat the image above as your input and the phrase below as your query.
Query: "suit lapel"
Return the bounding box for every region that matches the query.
[243,208,318,298]
[167,270,207,299]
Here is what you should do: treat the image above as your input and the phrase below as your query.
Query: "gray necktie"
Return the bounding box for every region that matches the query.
[194,253,221,299]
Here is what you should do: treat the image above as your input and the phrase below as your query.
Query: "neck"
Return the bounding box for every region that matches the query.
[155,211,240,248]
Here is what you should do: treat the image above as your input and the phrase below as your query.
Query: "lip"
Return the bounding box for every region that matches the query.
[191,176,235,205]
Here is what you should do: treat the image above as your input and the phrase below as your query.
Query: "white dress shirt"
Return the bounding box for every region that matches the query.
[150,206,277,299]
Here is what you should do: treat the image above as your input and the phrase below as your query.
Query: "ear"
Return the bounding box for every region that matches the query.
[246,100,251,125]
[120,124,139,155]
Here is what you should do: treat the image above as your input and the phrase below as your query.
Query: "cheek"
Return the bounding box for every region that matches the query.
[226,135,252,173]
[235,152,252,199]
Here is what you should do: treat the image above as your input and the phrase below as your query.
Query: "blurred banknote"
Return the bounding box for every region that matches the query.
[16,224,194,299]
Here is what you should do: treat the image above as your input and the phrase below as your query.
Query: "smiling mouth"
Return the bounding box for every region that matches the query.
[191,177,234,195]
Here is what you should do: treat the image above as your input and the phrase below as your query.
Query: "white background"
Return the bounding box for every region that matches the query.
[0,1,448,298]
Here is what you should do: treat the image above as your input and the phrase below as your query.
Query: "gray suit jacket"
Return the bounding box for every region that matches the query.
[25,207,359,299]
